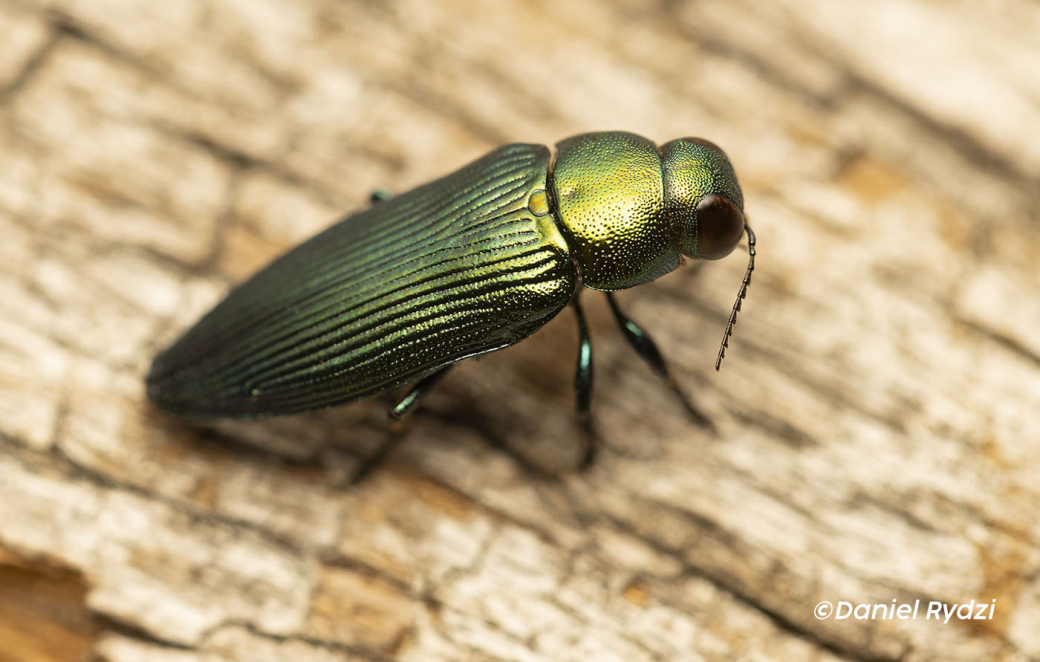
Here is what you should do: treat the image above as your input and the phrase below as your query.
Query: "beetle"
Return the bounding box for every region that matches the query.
[147,131,755,468]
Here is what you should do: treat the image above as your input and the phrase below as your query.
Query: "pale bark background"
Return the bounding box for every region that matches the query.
[2,1,1039,661]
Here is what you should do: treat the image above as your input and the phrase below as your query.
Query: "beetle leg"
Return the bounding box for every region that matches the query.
[571,293,597,468]
[370,188,392,204]
[605,292,716,432]
[351,366,452,484]
[350,424,407,485]
[389,366,452,421]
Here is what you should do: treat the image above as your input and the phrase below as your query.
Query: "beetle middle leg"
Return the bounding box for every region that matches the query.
[351,366,452,483]
[571,292,597,468]
[605,292,716,432]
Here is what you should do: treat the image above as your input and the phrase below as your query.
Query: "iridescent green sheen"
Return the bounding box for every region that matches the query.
[660,138,745,260]
[147,132,747,420]
[148,144,575,417]
[551,132,679,291]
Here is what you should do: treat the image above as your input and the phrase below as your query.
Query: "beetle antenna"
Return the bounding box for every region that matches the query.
[715,222,756,371]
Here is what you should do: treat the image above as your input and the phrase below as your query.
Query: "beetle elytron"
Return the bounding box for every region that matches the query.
[147,131,755,466]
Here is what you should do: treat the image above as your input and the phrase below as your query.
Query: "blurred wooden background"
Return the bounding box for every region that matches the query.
[2,0,1039,660]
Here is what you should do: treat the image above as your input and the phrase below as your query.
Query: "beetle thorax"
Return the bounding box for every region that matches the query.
[550,132,677,291]
[550,132,745,291]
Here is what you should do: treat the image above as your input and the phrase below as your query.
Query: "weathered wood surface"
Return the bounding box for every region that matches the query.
[2,0,1039,660]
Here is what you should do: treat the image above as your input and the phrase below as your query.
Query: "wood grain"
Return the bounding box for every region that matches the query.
[1,0,1038,660]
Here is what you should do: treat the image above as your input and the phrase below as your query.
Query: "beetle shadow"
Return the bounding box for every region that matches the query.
[138,393,395,485]
[411,304,615,475]
[137,287,710,485]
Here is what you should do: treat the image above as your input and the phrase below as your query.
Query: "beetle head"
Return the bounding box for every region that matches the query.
[660,138,755,370]
[661,138,745,261]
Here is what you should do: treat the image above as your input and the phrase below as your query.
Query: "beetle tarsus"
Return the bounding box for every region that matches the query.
[577,411,597,470]
[349,425,407,485]
[606,292,716,431]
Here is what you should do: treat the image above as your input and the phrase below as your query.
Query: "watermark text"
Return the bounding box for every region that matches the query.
[814,599,996,624]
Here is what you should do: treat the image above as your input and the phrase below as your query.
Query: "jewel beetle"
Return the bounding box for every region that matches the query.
[147,131,755,461]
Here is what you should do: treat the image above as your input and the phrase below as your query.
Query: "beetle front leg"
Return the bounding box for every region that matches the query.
[605,292,715,432]
[571,292,597,468]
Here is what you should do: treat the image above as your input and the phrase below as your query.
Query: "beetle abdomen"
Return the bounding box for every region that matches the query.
[148,144,576,418]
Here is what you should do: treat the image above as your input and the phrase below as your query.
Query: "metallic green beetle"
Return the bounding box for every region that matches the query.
[148,131,755,460]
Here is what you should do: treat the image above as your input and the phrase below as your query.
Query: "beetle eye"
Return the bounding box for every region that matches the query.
[694,194,745,260]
